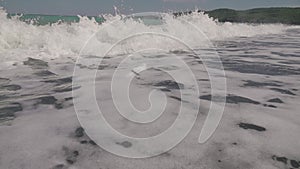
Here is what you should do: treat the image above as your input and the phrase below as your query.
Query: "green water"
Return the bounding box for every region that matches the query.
[7,13,165,26]
[7,7,300,26]
[7,13,105,25]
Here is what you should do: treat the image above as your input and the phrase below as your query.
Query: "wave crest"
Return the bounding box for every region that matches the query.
[0,8,290,61]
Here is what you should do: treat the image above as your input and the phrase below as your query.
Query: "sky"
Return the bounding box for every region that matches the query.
[0,0,299,15]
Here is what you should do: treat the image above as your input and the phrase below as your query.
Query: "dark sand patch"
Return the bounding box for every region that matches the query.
[222,59,300,76]
[272,155,300,168]
[0,95,9,101]
[73,127,98,146]
[267,98,284,103]
[1,84,22,91]
[153,80,184,90]
[80,140,88,144]
[52,83,79,93]
[51,164,65,169]
[116,141,132,148]
[270,88,296,96]
[89,140,97,146]
[238,123,266,132]
[62,147,79,165]
[291,160,300,168]
[170,50,190,54]
[263,104,277,108]
[169,96,182,101]
[53,85,73,93]
[75,127,84,138]
[0,102,23,124]
[278,60,300,65]
[32,96,66,109]
[0,78,21,91]
[0,77,10,85]
[43,77,72,86]
[229,95,256,104]
[198,79,209,81]
[37,96,58,105]
[34,70,56,76]
[243,80,282,87]
[64,97,73,101]
[233,54,270,59]
[23,57,48,69]
[98,64,114,70]
[160,88,171,92]
[199,94,260,105]
[271,51,300,58]
[272,155,288,164]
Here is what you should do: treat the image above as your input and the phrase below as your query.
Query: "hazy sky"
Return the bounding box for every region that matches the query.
[0,0,299,15]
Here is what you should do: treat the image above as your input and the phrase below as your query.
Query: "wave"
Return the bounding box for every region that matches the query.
[0,8,292,62]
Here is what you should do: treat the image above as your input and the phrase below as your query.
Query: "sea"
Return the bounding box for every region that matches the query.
[0,8,300,169]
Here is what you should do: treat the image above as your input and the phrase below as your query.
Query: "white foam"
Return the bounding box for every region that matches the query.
[0,9,292,62]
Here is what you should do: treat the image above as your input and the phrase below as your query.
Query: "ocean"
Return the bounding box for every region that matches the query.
[7,13,105,25]
[0,8,300,169]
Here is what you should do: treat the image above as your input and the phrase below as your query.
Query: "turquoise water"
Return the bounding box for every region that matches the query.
[7,13,105,25]
[7,13,165,26]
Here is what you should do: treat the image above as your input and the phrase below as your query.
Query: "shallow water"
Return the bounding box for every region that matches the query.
[0,8,300,169]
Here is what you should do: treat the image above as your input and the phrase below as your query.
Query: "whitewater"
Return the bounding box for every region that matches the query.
[0,7,300,169]
[0,8,293,62]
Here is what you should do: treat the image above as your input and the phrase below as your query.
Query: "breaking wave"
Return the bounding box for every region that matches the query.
[0,8,292,62]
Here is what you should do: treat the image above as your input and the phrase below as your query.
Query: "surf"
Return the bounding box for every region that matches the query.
[0,8,291,63]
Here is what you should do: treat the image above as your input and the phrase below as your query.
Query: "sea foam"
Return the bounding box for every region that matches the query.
[0,8,291,62]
